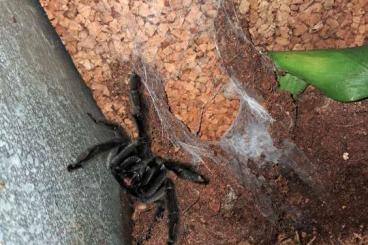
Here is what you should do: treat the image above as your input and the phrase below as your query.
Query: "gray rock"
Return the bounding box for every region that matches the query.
[0,0,130,244]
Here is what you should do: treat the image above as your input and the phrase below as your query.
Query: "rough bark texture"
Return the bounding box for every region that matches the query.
[0,0,129,244]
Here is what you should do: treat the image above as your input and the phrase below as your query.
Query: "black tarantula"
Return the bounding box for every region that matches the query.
[67,73,209,245]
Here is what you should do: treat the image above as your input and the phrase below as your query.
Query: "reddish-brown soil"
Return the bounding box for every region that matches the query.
[107,37,368,245]
[129,4,368,244]
[293,87,368,238]
[110,62,278,245]
[39,0,368,244]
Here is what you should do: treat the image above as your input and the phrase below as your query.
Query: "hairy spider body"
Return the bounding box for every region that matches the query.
[67,73,208,245]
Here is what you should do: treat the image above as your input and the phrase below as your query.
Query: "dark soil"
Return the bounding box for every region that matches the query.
[109,63,270,245]
[104,3,367,245]
[293,87,368,238]
[40,0,368,243]
[213,2,368,244]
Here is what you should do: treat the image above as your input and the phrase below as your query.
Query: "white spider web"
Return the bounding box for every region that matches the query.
[123,0,326,221]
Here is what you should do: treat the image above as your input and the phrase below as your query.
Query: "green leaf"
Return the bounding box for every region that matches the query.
[269,45,368,102]
[278,73,307,99]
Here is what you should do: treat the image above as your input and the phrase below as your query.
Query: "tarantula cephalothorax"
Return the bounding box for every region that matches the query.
[67,73,209,245]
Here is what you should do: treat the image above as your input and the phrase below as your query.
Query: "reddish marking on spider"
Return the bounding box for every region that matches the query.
[123,177,133,187]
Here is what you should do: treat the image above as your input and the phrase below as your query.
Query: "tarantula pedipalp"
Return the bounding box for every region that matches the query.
[67,73,209,245]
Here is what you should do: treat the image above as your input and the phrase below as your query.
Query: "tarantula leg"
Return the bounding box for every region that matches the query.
[140,184,166,203]
[162,159,209,184]
[114,156,142,170]
[166,179,179,245]
[140,165,167,197]
[87,113,127,138]
[67,138,124,172]
[129,73,146,139]
[141,158,159,186]
[137,200,165,244]
[109,140,142,167]
[125,158,147,174]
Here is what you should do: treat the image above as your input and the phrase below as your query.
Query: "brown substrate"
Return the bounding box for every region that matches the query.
[39,0,368,244]
[109,48,368,245]
[106,62,271,245]
[293,87,368,238]
[131,5,368,244]
[243,0,367,50]
[212,2,368,244]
